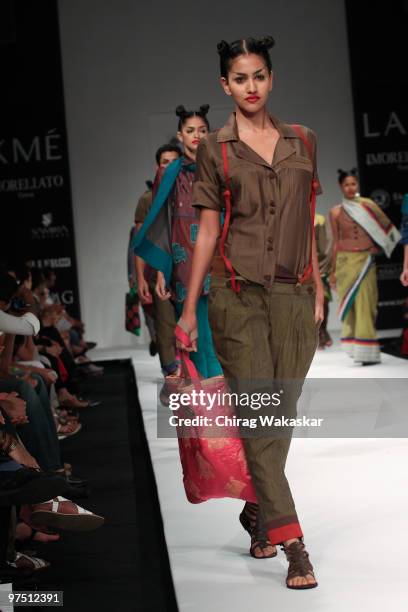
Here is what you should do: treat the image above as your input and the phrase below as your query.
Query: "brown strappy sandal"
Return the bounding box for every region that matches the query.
[239,502,277,559]
[282,540,318,589]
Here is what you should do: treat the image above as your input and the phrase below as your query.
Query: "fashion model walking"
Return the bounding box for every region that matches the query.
[176,36,323,589]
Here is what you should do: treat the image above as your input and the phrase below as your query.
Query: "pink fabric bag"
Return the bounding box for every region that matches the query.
[167,346,257,504]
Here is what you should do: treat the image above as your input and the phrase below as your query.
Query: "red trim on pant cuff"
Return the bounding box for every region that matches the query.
[268,523,303,545]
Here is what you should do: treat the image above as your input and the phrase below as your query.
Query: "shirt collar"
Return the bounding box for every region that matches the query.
[216,112,302,143]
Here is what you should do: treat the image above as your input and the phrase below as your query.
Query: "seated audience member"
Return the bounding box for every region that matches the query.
[0,271,105,582]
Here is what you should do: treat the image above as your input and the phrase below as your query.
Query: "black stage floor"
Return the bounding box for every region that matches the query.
[27,359,178,612]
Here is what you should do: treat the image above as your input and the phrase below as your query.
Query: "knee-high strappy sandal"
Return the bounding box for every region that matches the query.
[281,540,318,589]
[239,502,277,559]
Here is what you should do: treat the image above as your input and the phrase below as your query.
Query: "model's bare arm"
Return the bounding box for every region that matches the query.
[311,235,324,324]
[177,209,220,350]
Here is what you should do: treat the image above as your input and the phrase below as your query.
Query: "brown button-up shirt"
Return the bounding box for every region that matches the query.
[192,113,322,286]
[135,190,153,225]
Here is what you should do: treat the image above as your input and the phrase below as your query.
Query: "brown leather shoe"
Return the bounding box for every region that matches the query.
[282,540,318,589]
[239,502,277,559]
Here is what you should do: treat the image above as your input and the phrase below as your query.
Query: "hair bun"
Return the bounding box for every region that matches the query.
[258,35,275,50]
[199,104,210,116]
[350,167,358,175]
[175,105,187,117]
[337,168,345,175]
[217,40,230,55]
[145,180,153,190]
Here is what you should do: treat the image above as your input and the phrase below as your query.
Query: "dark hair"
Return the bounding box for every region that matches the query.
[145,180,153,191]
[337,167,358,185]
[175,105,210,131]
[217,36,275,79]
[0,272,18,304]
[155,144,181,166]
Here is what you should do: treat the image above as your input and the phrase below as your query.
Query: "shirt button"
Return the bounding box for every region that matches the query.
[264,274,271,281]
[267,237,273,243]
[267,246,274,252]
[270,208,276,215]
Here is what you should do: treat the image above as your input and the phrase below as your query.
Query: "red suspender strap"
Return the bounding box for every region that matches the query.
[291,124,318,284]
[220,142,240,293]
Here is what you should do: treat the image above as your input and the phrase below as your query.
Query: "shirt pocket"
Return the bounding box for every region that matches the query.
[214,158,247,188]
[280,155,313,173]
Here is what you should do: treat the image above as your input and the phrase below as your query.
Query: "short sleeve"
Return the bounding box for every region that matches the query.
[134,191,153,224]
[192,138,222,211]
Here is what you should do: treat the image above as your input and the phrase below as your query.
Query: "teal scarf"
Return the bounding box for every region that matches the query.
[133,157,195,284]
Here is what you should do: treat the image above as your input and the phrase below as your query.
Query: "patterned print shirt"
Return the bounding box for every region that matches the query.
[158,157,211,303]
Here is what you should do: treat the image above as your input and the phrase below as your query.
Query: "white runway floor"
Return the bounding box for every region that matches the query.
[90,334,408,612]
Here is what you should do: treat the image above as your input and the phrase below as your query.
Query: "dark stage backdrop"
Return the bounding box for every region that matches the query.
[0,0,80,317]
[345,0,408,329]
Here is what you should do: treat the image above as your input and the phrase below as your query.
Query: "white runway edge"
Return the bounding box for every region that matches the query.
[91,334,408,612]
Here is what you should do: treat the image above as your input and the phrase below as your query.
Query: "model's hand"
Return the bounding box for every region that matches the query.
[137,277,152,304]
[155,272,171,301]
[315,291,324,326]
[329,272,336,289]
[175,313,198,353]
[400,268,408,287]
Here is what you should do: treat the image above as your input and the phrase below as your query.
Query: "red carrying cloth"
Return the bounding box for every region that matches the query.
[166,347,257,504]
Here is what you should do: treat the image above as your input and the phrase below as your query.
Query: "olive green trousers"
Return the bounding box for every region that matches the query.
[208,277,318,544]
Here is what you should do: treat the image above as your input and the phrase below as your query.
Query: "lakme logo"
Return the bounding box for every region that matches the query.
[363,111,407,138]
[363,111,408,169]
[0,129,63,165]
[31,212,70,240]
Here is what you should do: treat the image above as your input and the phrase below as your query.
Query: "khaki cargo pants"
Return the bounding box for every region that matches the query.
[208,276,318,545]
